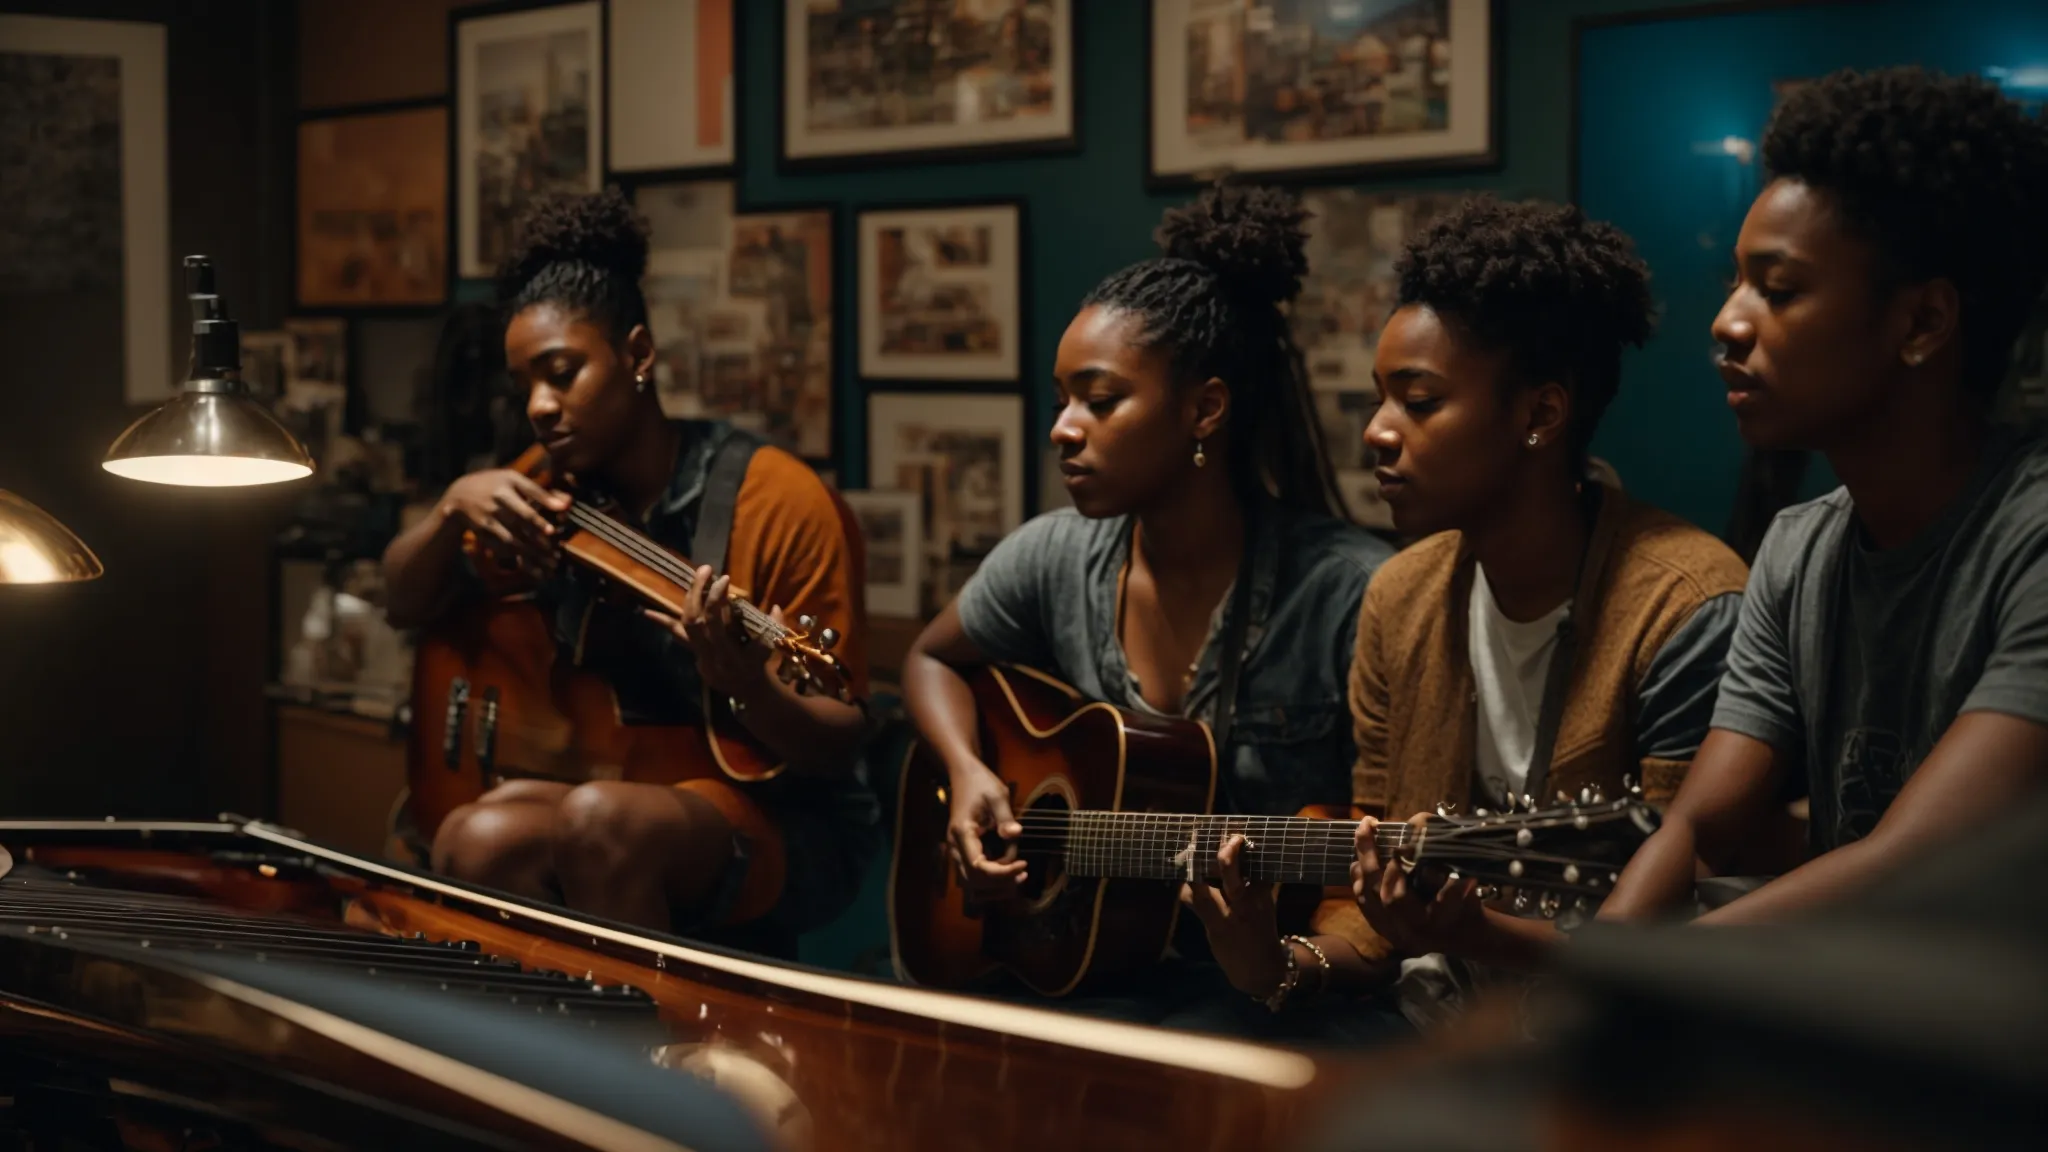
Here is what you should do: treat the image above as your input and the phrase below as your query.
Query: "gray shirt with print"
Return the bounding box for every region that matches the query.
[1712,431,2048,851]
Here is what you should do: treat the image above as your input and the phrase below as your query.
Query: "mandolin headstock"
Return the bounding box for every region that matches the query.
[769,613,855,704]
[1397,784,1661,919]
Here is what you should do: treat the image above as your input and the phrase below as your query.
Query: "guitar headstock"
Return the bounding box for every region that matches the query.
[1401,783,1661,919]
[768,613,856,704]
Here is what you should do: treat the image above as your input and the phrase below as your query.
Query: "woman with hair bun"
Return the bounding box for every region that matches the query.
[380,188,877,955]
[902,184,1402,1040]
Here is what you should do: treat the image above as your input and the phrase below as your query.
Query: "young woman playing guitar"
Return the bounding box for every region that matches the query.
[381,189,876,951]
[902,185,1402,1041]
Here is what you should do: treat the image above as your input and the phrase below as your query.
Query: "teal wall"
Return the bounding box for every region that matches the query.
[1578,0,2048,532]
[461,0,2047,536]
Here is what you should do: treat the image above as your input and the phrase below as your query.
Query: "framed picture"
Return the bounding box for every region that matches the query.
[454,0,604,279]
[867,391,1026,601]
[839,489,926,618]
[0,15,169,404]
[858,201,1023,383]
[609,0,735,174]
[633,180,837,461]
[1294,188,1470,528]
[781,0,1077,168]
[297,104,449,309]
[1148,0,1498,187]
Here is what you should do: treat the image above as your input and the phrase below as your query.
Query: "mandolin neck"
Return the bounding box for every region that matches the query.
[1060,812,1392,886]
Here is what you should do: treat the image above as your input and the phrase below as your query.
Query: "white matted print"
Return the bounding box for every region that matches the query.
[839,489,926,618]
[859,203,1021,382]
[784,0,1074,165]
[1150,0,1494,183]
[609,0,734,173]
[456,1,603,278]
[868,392,1024,564]
[0,15,169,404]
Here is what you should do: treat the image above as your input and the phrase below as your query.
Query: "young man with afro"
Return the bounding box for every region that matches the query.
[1215,194,1752,1022]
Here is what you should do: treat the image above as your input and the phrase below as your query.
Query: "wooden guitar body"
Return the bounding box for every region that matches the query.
[888,665,1217,997]
[405,595,778,843]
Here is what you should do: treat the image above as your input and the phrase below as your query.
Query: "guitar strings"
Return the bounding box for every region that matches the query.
[562,503,790,642]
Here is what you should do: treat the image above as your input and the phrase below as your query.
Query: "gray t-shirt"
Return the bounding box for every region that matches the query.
[956,503,1395,819]
[1712,431,2048,850]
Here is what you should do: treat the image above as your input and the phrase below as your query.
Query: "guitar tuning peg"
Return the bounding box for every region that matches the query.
[1513,890,1532,912]
[819,627,839,650]
[1476,885,1500,902]
[1520,793,1535,812]
[1507,860,1524,879]
[1579,786,1594,804]
[1589,786,1605,804]
[1473,807,1491,818]
[1562,864,1581,885]
[1574,896,1592,913]
[1555,790,1571,804]
[1539,893,1561,919]
[1622,773,1642,797]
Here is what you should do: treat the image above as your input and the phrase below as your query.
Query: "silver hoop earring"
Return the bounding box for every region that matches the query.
[1193,440,1207,468]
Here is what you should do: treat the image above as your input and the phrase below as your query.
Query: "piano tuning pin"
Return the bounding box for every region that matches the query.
[819,627,840,650]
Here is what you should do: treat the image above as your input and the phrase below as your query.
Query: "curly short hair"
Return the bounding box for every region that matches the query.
[494,186,651,338]
[1763,66,2048,394]
[1082,183,1341,518]
[1395,196,1656,463]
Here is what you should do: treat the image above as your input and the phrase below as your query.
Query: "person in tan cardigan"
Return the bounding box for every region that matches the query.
[1195,197,1748,1023]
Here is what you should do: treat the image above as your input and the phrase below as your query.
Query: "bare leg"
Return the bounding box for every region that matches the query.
[430,780,572,902]
[551,781,736,932]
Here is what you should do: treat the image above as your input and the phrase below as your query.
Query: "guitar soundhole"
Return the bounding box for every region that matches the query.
[1013,791,1069,905]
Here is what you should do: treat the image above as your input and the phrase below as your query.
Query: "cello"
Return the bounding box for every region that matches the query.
[404,444,853,841]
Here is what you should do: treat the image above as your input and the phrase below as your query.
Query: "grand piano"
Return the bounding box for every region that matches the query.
[0,816,1351,1151]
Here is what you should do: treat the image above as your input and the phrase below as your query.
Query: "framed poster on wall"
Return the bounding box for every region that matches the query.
[781,0,1077,168]
[454,0,604,279]
[632,180,838,462]
[609,0,736,174]
[857,200,1024,383]
[868,390,1027,610]
[0,15,170,404]
[1148,0,1497,187]
[297,104,449,309]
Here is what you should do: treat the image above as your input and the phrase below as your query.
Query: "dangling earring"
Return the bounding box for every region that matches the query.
[635,372,651,394]
[1193,439,1207,468]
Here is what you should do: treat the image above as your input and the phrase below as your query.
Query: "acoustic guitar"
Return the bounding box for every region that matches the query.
[405,447,852,842]
[888,664,1659,996]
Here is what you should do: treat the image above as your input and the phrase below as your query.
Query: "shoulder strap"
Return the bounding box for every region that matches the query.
[691,434,760,574]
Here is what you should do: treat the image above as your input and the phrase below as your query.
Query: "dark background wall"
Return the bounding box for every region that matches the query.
[0,0,295,819]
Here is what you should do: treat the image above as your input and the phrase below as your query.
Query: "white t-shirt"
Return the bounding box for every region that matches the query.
[1468,563,1571,806]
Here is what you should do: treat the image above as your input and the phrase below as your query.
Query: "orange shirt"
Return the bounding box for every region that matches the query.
[721,445,870,702]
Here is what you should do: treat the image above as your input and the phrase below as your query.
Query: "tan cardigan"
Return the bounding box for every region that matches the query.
[1350,483,1749,818]
[1311,484,1749,965]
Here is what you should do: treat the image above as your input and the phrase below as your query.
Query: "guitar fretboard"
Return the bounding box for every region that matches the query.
[1043,812,1400,886]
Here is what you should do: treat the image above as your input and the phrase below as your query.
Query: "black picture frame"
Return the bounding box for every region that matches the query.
[1143,0,1504,192]
[776,0,1081,173]
[291,97,452,317]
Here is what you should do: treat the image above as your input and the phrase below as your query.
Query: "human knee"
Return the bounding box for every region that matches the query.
[431,802,546,883]
[551,782,658,880]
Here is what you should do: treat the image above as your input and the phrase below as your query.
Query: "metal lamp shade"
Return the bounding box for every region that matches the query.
[102,390,314,487]
[0,490,103,584]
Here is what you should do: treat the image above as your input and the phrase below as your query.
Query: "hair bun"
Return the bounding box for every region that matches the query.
[1154,184,1310,308]
[494,186,650,301]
